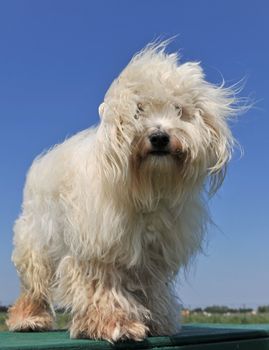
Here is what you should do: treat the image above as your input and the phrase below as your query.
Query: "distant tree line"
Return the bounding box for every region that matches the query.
[189,305,269,314]
[257,305,269,313]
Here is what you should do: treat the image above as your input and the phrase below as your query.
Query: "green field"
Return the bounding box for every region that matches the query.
[183,312,269,324]
[1,312,269,332]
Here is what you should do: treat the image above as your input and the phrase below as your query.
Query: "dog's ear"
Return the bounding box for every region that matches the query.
[199,107,234,194]
[196,81,237,194]
[178,62,238,193]
[98,102,106,119]
[177,63,237,191]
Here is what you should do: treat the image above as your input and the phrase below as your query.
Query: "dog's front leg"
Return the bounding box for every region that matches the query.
[143,279,182,336]
[56,257,150,342]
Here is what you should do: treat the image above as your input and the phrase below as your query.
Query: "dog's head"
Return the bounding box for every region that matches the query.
[97,43,238,208]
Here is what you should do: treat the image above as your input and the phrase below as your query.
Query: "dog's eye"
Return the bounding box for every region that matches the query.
[137,103,144,112]
[174,104,182,117]
[134,103,144,120]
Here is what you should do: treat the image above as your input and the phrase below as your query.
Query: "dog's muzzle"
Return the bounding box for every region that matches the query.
[149,131,170,155]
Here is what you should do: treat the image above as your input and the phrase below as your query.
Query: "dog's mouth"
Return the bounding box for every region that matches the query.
[149,150,170,156]
[149,149,186,158]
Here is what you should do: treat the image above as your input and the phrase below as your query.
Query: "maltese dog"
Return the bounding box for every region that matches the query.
[7,42,238,342]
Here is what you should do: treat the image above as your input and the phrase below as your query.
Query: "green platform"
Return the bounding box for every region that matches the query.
[1,325,269,350]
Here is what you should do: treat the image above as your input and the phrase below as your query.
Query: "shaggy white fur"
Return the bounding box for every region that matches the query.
[7,42,238,342]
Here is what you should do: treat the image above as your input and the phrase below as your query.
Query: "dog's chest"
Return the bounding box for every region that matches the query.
[141,206,174,246]
[144,221,158,245]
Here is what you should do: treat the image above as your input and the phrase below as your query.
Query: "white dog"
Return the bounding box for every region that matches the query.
[7,42,237,342]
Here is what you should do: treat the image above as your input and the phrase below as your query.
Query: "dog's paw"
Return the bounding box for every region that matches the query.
[70,313,149,342]
[6,313,53,332]
[108,319,149,342]
[6,296,54,332]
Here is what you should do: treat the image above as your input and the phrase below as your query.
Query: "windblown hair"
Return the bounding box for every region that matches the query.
[7,42,239,341]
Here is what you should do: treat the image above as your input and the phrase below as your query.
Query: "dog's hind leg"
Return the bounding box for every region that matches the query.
[6,247,55,331]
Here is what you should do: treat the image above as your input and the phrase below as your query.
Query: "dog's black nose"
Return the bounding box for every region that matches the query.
[149,132,170,149]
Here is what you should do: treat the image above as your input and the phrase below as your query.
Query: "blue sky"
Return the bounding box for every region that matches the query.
[0,0,268,308]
